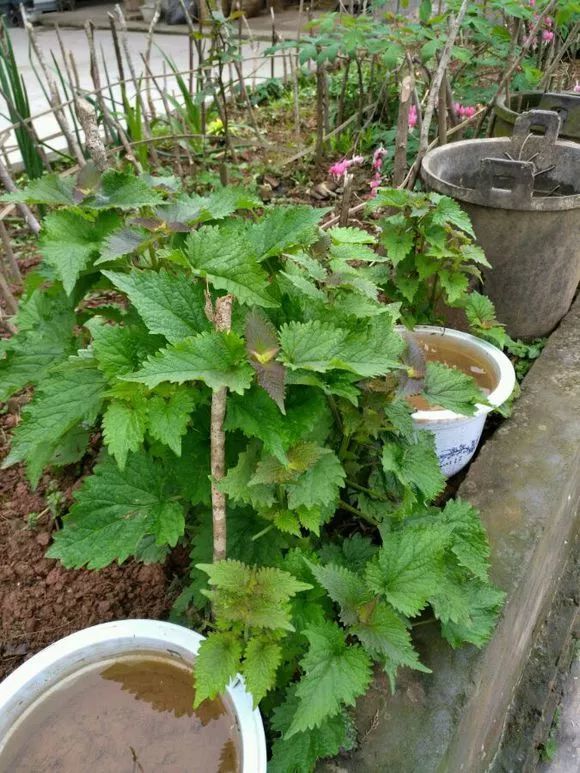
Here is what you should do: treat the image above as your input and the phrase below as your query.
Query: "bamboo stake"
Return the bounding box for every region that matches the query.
[21,9,84,165]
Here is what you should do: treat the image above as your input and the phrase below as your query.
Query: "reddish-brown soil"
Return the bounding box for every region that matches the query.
[0,418,177,681]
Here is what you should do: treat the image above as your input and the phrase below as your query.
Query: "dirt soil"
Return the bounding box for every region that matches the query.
[0,430,176,682]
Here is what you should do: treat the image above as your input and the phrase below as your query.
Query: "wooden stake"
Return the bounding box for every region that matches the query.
[0,219,21,284]
[393,71,413,186]
[0,158,41,235]
[210,294,233,562]
[76,97,108,172]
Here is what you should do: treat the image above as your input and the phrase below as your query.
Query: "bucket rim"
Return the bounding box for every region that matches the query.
[421,137,580,211]
[0,619,267,772]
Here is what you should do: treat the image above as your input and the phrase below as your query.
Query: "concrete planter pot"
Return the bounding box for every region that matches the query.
[409,326,515,477]
[421,110,580,340]
[492,91,580,143]
[0,620,267,772]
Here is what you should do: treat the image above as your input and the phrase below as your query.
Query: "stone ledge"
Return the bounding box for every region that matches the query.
[329,295,580,773]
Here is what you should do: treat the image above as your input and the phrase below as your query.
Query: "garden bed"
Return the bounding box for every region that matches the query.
[326,294,580,773]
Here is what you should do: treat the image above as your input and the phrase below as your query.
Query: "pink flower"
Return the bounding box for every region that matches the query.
[542,29,554,42]
[328,155,364,179]
[545,16,553,27]
[463,106,477,119]
[372,146,387,171]
[408,104,418,130]
[529,0,535,5]
[329,159,350,178]
[573,81,580,94]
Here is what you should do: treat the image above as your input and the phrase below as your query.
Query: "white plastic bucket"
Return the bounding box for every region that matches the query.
[409,326,516,477]
[0,620,267,772]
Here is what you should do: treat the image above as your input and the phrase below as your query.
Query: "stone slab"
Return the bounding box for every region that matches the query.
[329,295,580,773]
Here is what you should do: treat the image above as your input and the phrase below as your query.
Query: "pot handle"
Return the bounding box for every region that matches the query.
[478,158,535,205]
[510,109,561,159]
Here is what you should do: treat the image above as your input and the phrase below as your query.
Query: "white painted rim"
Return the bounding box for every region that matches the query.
[0,620,267,772]
[403,325,516,423]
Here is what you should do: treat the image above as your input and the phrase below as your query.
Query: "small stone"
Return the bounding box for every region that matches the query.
[35,532,51,547]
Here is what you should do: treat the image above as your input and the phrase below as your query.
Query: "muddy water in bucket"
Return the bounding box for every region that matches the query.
[0,655,240,772]
[407,333,495,411]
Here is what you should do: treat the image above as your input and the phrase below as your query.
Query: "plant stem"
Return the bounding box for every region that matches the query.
[210,294,233,563]
[339,499,379,526]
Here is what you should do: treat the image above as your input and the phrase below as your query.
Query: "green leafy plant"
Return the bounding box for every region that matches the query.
[369,187,490,325]
[1,168,504,772]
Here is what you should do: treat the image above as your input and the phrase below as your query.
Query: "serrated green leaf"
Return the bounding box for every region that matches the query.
[40,210,120,294]
[102,398,147,469]
[441,584,505,648]
[185,224,277,308]
[3,358,106,486]
[270,688,354,773]
[151,500,185,547]
[280,319,402,378]
[441,498,491,581]
[381,221,415,266]
[198,560,311,632]
[219,444,276,509]
[99,227,147,262]
[365,528,448,617]
[147,387,194,455]
[307,561,371,625]
[103,269,209,343]
[422,361,487,416]
[249,206,326,259]
[2,174,75,205]
[350,601,430,683]
[88,170,163,209]
[429,193,475,236]
[287,621,372,736]
[382,432,445,502]
[124,331,253,394]
[47,450,184,568]
[439,270,469,305]
[286,450,346,510]
[328,226,375,245]
[242,638,282,706]
[193,632,242,707]
[88,319,149,382]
